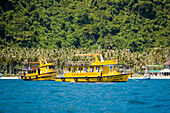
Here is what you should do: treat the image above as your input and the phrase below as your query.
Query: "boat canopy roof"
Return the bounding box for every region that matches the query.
[69,54,117,66]
[148,70,162,73]
[23,60,54,70]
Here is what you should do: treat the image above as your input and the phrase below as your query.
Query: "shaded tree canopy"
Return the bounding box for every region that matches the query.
[0,0,169,52]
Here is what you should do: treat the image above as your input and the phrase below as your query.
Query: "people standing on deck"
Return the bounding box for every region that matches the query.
[25,59,28,63]
[67,57,69,62]
[131,73,132,78]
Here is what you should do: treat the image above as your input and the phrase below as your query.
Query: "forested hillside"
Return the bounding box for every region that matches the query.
[0,0,169,52]
[0,0,170,75]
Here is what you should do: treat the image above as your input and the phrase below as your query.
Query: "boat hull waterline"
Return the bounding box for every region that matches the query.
[21,60,56,81]
[55,74,129,82]
[21,74,56,81]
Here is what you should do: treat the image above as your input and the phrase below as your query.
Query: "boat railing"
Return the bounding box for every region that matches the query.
[22,66,40,70]
[65,61,93,66]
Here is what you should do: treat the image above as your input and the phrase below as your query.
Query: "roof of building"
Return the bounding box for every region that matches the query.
[160,70,170,72]
[147,65,163,67]
[163,59,170,65]
[148,70,162,73]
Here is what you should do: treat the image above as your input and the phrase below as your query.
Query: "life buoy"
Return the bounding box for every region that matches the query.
[61,78,65,82]
[74,77,78,82]
[97,76,101,80]
[85,76,89,80]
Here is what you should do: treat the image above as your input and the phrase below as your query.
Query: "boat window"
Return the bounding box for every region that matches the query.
[26,67,30,70]
[66,68,71,73]
[114,66,119,69]
[41,61,45,64]
[97,55,101,61]
[49,66,55,69]
[84,67,88,73]
[164,65,168,69]
[78,67,83,73]
[110,66,113,69]
[34,70,36,73]
[96,66,100,72]
[72,67,77,73]
[90,67,94,72]
[28,71,32,73]
[75,68,77,73]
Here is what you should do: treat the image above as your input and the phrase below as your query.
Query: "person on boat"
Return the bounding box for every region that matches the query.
[24,72,26,76]
[67,57,69,62]
[25,59,28,63]
[26,66,30,70]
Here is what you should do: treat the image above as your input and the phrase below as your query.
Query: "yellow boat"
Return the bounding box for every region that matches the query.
[21,60,56,81]
[55,54,130,82]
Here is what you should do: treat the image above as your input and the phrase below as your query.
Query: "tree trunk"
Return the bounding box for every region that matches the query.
[152,58,153,76]
[0,66,1,74]
[16,62,18,76]
[9,63,12,76]
[13,63,14,75]
[20,62,21,72]
[4,65,5,74]
[6,65,7,76]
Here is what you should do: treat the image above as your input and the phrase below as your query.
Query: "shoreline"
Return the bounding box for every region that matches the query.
[129,76,170,79]
[0,77,20,79]
[0,76,170,80]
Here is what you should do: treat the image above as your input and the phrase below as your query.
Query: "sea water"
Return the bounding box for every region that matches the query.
[0,79,169,113]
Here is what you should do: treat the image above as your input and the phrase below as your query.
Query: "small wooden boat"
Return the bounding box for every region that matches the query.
[21,60,56,81]
[142,76,150,80]
[142,74,150,80]
[129,75,151,80]
[55,54,130,82]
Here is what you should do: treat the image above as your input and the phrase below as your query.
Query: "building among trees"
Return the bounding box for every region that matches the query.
[147,59,170,77]
[160,59,170,76]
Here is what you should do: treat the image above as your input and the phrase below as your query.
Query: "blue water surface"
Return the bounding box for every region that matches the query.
[0,79,170,113]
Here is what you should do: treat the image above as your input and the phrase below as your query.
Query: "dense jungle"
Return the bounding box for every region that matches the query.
[0,0,169,75]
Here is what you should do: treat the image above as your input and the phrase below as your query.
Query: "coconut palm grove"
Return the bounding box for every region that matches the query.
[0,0,169,76]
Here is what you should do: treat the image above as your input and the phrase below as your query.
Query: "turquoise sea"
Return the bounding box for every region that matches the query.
[0,79,170,113]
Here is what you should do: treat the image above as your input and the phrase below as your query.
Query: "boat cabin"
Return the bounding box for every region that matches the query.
[23,60,55,77]
[63,54,120,78]
[64,65,120,77]
[55,54,130,82]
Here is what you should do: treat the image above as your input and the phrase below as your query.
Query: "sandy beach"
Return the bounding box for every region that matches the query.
[0,77,20,79]
[150,76,170,79]
[129,76,170,79]
[1,76,170,80]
